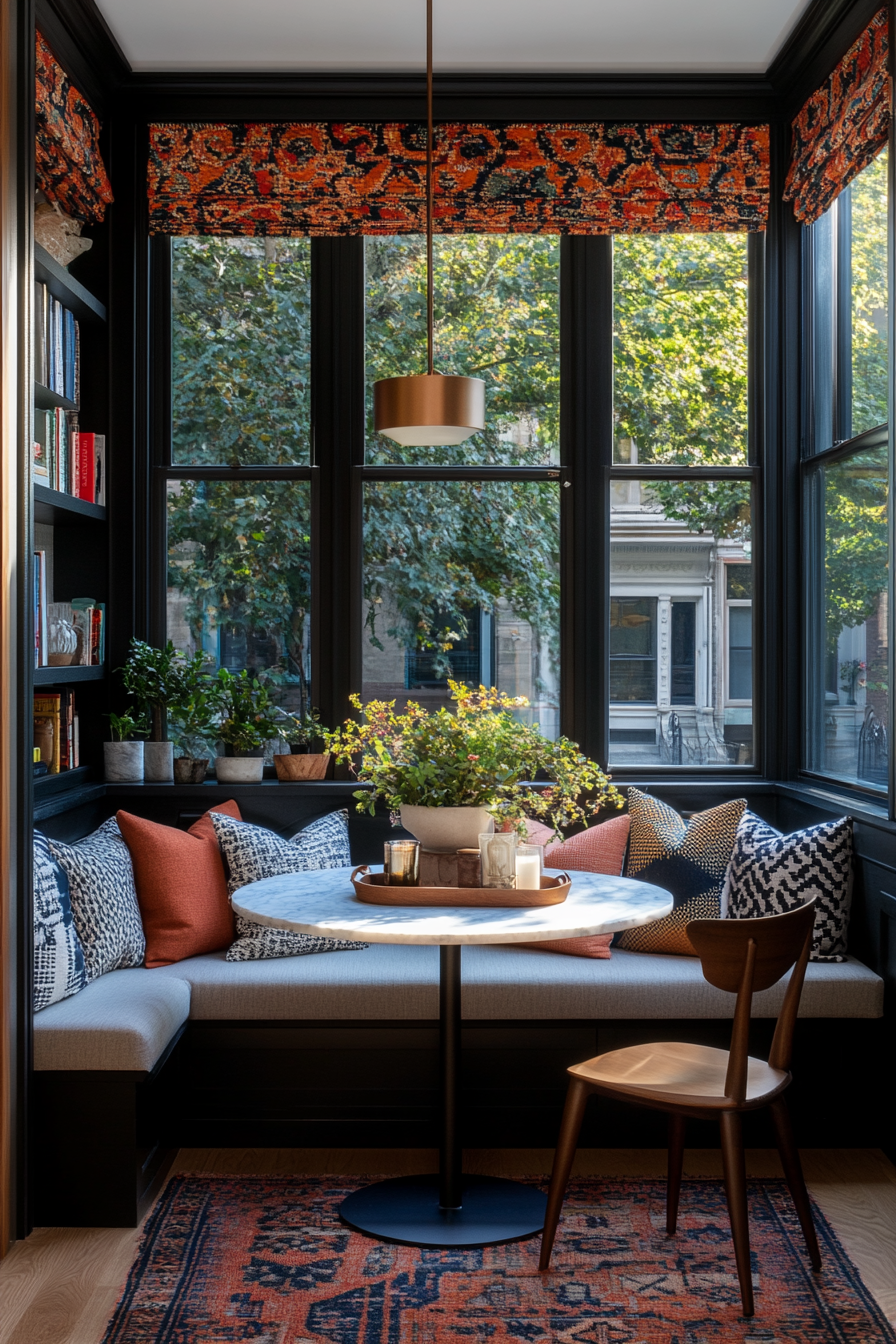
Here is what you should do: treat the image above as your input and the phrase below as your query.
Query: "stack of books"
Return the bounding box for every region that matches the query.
[33,689,80,774]
[34,282,79,402]
[32,411,105,504]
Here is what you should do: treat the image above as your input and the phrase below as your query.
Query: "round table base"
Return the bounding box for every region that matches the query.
[339,1174,547,1249]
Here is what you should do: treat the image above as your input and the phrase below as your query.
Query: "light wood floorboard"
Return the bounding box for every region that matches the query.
[1,1148,893,1344]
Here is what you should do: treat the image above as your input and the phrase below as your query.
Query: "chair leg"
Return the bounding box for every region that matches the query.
[539,1077,591,1271]
[770,1096,822,1272]
[719,1109,754,1318]
[667,1112,685,1236]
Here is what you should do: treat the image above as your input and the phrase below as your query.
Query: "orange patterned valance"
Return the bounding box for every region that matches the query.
[35,32,113,225]
[784,8,889,226]
[148,121,769,236]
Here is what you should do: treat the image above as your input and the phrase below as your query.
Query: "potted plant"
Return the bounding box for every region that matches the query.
[274,707,331,781]
[120,639,185,782]
[214,669,283,783]
[167,651,222,783]
[325,680,622,850]
[104,710,145,783]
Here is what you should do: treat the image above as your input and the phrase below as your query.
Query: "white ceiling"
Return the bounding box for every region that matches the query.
[94,0,814,74]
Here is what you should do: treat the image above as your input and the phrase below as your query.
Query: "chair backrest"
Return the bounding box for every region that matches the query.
[687,901,816,1101]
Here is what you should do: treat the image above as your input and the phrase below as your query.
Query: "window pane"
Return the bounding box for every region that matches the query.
[609,477,752,766]
[806,442,889,789]
[166,479,311,711]
[365,235,560,466]
[728,606,752,700]
[361,480,559,738]
[171,238,311,466]
[613,234,748,466]
[850,148,888,438]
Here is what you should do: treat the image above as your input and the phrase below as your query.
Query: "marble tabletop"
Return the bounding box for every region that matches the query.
[231,865,673,945]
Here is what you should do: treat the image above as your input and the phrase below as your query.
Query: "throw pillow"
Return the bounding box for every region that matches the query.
[48,817,145,980]
[517,815,630,958]
[116,800,242,968]
[617,789,746,956]
[211,809,367,962]
[33,831,87,1010]
[725,811,853,962]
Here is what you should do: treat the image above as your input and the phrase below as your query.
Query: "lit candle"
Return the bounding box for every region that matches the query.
[515,853,541,891]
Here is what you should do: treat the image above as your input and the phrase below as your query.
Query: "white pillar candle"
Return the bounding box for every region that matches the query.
[515,853,541,891]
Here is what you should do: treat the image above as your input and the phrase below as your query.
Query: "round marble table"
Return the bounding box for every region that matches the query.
[232,865,673,1250]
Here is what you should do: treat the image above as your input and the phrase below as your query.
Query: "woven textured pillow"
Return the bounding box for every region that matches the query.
[33,831,87,1010]
[48,817,145,980]
[617,789,746,956]
[516,815,630,958]
[211,809,367,963]
[117,800,241,968]
[725,811,853,962]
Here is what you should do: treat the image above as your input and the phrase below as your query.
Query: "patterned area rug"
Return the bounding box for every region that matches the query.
[102,1175,896,1343]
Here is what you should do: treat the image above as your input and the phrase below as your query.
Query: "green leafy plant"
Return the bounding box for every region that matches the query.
[119,639,186,742]
[215,668,283,754]
[325,681,622,837]
[167,650,223,759]
[106,710,144,743]
[283,706,326,751]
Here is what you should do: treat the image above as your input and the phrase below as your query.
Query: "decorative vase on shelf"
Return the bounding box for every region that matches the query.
[144,741,174,782]
[399,804,494,852]
[215,756,265,783]
[47,616,77,666]
[174,756,209,784]
[104,741,144,783]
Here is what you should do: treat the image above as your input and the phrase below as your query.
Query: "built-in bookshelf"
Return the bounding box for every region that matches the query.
[31,240,109,794]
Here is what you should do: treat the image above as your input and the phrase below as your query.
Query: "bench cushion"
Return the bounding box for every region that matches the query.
[153,944,884,1022]
[33,968,191,1071]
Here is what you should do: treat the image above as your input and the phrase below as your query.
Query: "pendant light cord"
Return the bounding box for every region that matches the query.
[426,0,434,375]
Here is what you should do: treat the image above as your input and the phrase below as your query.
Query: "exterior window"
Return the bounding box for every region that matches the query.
[803,148,889,793]
[671,602,696,704]
[362,236,561,737]
[610,598,657,704]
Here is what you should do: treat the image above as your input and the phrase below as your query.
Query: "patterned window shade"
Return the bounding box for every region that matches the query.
[36,32,114,225]
[784,8,889,226]
[148,120,769,237]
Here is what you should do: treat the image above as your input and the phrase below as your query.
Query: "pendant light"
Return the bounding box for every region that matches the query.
[373,0,485,447]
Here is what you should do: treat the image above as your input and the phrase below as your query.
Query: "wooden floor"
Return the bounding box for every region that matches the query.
[1,1148,894,1343]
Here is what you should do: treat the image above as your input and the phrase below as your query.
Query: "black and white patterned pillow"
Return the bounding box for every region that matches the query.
[33,831,87,1011]
[48,817,145,980]
[725,811,853,962]
[211,809,367,963]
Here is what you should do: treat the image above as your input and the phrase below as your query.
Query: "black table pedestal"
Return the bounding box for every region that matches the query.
[339,945,547,1249]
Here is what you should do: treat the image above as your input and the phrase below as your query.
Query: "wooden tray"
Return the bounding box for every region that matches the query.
[350,866,571,907]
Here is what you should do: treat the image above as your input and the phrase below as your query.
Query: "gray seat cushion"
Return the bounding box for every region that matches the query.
[33,968,191,1071]
[155,944,884,1021]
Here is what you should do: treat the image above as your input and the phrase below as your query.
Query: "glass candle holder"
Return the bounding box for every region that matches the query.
[479,831,518,888]
[515,843,544,891]
[456,848,482,887]
[384,839,420,886]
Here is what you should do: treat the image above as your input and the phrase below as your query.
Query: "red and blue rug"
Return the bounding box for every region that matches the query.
[102,1175,896,1342]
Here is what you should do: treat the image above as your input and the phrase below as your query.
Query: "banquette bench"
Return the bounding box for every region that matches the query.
[30,781,892,1228]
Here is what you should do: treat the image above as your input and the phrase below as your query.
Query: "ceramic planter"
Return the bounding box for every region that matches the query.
[215,756,265,783]
[174,756,209,784]
[399,804,494,852]
[274,752,330,781]
[104,740,144,783]
[144,741,174,782]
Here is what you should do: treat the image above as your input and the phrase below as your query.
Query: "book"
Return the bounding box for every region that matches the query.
[94,435,106,506]
[71,598,104,666]
[33,692,62,774]
[62,308,77,403]
[33,550,47,666]
[34,281,47,387]
[77,432,96,503]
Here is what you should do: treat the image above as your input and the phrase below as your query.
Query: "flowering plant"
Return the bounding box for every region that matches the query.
[325,681,622,836]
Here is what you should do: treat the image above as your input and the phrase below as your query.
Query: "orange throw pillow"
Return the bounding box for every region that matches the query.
[117,800,242,968]
[521,814,631,958]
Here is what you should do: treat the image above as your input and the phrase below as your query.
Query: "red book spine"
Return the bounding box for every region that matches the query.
[77,432,95,503]
[90,607,102,665]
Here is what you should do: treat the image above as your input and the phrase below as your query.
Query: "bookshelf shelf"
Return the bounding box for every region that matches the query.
[34,382,78,413]
[34,664,105,685]
[34,243,107,325]
[34,484,106,525]
[33,764,92,796]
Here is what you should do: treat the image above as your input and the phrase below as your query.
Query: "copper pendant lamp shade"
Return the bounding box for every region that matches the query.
[373,0,485,448]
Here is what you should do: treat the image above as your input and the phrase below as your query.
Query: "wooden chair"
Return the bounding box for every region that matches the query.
[538,900,821,1317]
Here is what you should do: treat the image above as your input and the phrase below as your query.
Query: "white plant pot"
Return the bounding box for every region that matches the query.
[215,756,265,783]
[104,740,144,783]
[144,741,174,782]
[399,804,494,852]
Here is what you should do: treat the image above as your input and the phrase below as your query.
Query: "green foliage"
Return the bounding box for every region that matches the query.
[284,706,326,748]
[107,710,143,743]
[215,668,284,752]
[120,639,183,741]
[824,448,888,654]
[849,149,888,437]
[166,650,223,758]
[325,681,622,835]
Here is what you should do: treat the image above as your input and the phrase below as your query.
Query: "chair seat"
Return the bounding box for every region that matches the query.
[569,1040,790,1110]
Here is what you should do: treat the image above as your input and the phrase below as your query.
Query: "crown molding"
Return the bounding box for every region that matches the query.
[769,0,885,117]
